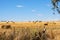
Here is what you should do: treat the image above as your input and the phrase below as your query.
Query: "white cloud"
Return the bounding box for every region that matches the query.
[32,10,36,12]
[16,5,24,8]
[37,14,43,16]
[47,4,52,7]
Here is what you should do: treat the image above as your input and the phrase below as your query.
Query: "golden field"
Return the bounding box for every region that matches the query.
[0,21,60,40]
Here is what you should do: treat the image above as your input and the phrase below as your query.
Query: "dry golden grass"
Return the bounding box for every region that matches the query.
[0,21,60,40]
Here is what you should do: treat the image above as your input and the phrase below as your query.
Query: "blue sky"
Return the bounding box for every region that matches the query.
[0,0,60,21]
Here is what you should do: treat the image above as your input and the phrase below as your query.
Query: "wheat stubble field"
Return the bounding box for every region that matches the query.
[0,21,60,40]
